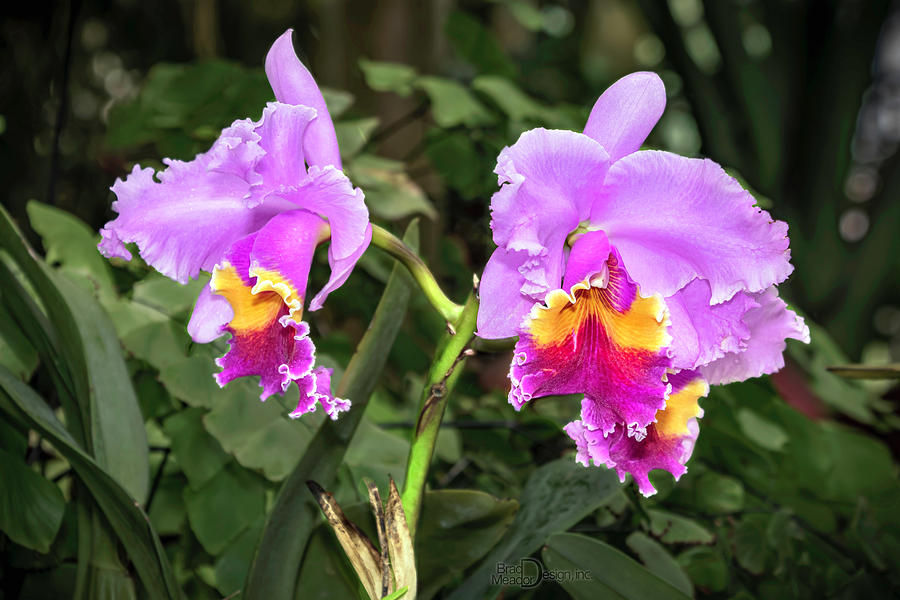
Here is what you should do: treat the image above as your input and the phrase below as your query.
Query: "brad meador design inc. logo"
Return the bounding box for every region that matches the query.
[492,558,592,589]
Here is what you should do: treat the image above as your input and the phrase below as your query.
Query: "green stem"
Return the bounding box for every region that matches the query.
[401,292,479,539]
[370,224,464,323]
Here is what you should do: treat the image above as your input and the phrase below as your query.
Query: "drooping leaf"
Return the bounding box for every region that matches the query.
[542,533,691,600]
[0,296,39,379]
[359,59,419,96]
[0,448,66,553]
[415,77,495,128]
[625,532,694,596]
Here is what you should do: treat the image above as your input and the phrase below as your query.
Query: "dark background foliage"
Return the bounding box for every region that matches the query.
[1,1,899,599]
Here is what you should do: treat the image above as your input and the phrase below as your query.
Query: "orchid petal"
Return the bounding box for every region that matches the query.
[561,229,610,292]
[187,284,234,343]
[592,150,793,303]
[584,72,666,162]
[265,29,342,169]
[476,247,539,339]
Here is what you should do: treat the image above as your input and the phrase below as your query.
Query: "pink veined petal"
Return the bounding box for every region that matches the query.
[99,119,288,284]
[561,229,610,292]
[583,71,666,162]
[665,279,760,371]
[490,128,611,300]
[476,247,541,339]
[254,102,317,189]
[701,287,810,385]
[187,283,234,343]
[248,209,331,322]
[565,370,707,497]
[592,150,794,304]
[265,29,342,169]
[275,165,370,310]
[509,252,672,435]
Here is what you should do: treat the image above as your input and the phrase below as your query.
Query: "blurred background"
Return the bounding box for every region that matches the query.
[2,1,900,598]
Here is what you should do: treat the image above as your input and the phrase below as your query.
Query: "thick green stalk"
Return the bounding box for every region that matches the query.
[401,293,479,539]
[371,224,464,323]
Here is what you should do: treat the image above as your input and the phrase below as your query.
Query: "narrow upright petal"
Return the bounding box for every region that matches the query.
[592,150,793,303]
[509,252,672,435]
[476,247,539,339]
[701,288,810,385]
[254,102,317,188]
[565,370,707,496]
[491,128,610,299]
[583,72,666,162]
[99,119,285,284]
[265,29,342,169]
[561,229,610,292]
[665,279,760,370]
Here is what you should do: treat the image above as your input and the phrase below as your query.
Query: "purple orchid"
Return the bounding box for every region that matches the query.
[99,30,371,419]
[477,72,810,495]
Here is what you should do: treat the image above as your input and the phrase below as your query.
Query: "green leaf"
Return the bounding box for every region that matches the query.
[162,408,230,489]
[416,490,518,600]
[183,464,266,555]
[0,296,39,379]
[335,117,380,159]
[625,532,694,596]
[732,514,769,575]
[645,510,715,545]
[244,222,418,600]
[348,154,438,222]
[158,355,221,409]
[213,518,264,596]
[131,273,208,317]
[321,87,355,118]
[0,367,181,599]
[677,546,729,592]
[445,11,517,78]
[359,59,419,96]
[415,77,495,128]
[542,533,691,600]
[345,418,411,492]
[26,201,115,297]
[0,448,66,553]
[472,76,544,122]
[736,408,789,451]
[448,458,620,599]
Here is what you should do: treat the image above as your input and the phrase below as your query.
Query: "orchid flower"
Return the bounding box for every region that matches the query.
[477,72,810,495]
[98,30,371,419]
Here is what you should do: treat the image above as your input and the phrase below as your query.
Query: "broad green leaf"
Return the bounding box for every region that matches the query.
[359,59,419,96]
[732,514,769,575]
[348,154,438,222]
[625,532,694,596]
[689,471,744,514]
[322,87,355,118]
[213,518,264,596]
[335,117,380,159]
[26,200,115,297]
[244,223,418,600]
[295,523,362,599]
[542,533,691,600]
[444,11,517,78]
[677,546,729,592]
[736,408,789,451]
[0,367,181,599]
[131,272,208,317]
[415,77,495,128]
[147,474,188,537]
[0,448,66,553]
[162,408,230,489]
[0,295,39,379]
[158,355,221,409]
[106,298,189,370]
[346,418,411,493]
[416,490,518,600]
[448,458,620,600]
[472,76,544,122]
[645,510,715,545]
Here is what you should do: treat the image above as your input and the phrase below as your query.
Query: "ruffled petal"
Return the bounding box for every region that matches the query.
[187,284,234,343]
[254,102,317,189]
[665,279,760,370]
[583,72,666,162]
[591,150,793,304]
[565,371,707,497]
[701,287,810,385]
[99,119,287,284]
[265,29,342,169]
[476,247,540,339]
[209,233,338,416]
[275,165,370,310]
[290,367,350,420]
[491,128,611,299]
[509,252,672,435]
[248,209,330,322]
